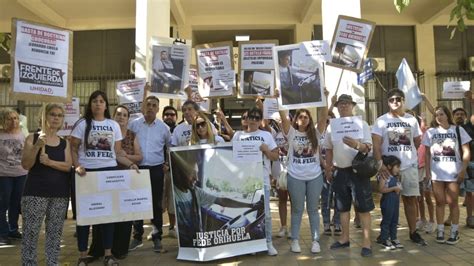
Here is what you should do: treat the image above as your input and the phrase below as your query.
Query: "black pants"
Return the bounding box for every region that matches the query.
[88,221,132,258]
[132,164,164,241]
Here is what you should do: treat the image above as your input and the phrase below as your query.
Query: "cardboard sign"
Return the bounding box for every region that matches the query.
[442,81,471,99]
[329,116,364,141]
[116,78,146,119]
[10,18,73,102]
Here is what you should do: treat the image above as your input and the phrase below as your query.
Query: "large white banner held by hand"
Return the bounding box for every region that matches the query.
[396,58,422,109]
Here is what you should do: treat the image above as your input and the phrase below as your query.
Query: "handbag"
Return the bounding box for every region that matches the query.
[352,151,380,179]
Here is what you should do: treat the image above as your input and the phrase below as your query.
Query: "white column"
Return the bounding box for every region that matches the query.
[415,24,436,122]
[322,0,364,117]
[135,0,171,110]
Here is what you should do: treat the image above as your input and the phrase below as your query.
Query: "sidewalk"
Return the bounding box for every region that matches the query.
[0,197,473,266]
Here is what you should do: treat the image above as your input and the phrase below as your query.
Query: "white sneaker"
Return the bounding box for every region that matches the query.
[416,220,425,230]
[311,241,321,253]
[290,240,301,253]
[168,228,177,238]
[267,242,278,256]
[424,222,434,234]
[277,227,287,238]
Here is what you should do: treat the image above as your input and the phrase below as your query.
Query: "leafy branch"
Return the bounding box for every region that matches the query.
[394,0,474,39]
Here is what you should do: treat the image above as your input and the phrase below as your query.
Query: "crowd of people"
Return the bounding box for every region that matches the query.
[0,87,474,265]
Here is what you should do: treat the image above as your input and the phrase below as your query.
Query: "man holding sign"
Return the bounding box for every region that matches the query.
[323,94,374,257]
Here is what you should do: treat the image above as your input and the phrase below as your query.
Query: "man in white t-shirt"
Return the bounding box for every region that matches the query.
[171,100,199,147]
[323,94,374,257]
[372,88,426,245]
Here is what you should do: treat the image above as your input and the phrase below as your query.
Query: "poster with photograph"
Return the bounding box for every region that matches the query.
[189,66,210,112]
[116,78,146,119]
[195,42,235,98]
[328,15,375,73]
[10,18,73,102]
[57,97,79,136]
[238,40,278,98]
[170,144,266,261]
[274,43,326,110]
[76,170,153,226]
[149,37,191,99]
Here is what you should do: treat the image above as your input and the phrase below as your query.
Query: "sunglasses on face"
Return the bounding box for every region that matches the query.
[164,113,176,117]
[48,112,64,118]
[196,121,207,129]
[247,115,262,121]
[388,96,402,103]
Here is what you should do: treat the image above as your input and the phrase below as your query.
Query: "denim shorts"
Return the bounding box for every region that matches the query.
[332,167,375,213]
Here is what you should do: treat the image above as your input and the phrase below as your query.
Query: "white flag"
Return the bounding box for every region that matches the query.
[396,58,422,109]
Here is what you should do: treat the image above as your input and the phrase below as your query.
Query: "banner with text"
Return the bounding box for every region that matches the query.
[170,144,266,261]
[75,169,152,226]
[10,18,73,102]
[116,78,146,119]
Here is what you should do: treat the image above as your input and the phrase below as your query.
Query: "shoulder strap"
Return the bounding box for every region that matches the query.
[456,126,463,158]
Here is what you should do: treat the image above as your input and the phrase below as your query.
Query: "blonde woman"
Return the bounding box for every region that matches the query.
[0,108,28,246]
[190,113,224,145]
[21,103,72,265]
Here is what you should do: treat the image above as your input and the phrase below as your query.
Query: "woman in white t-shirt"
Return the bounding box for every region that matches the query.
[422,106,471,246]
[279,108,324,254]
[190,113,224,145]
[71,90,138,266]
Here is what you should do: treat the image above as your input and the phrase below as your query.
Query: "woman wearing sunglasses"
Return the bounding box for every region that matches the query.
[232,107,279,256]
[190,113,224,145]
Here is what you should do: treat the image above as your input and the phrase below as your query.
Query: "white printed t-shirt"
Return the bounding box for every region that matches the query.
[198,135,225,145]
[172,122,218,147]
[71,119,122,169]
[232,129,277,186]
[422,125,471,181]
[323,120,372,168]
[285,127,321,180]
[372,113,421,170]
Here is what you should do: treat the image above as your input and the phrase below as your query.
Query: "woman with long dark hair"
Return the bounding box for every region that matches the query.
[279,108,324,254]
[71,90,138,266]
[422,106,470,245]
[21,103,72,265]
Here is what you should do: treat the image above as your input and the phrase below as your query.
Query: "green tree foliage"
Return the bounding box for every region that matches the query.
[206,176,262,199]
[394,0,474,38]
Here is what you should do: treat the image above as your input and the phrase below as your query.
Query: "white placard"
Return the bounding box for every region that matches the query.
[97,170,131,191]
[442,81,471,99]
[329,116,363,141]
[78,194,113,218]
[240,43,275,69]
[196,44,234,97]
[263,98,280,120]
[58,97,79,136]
[302,40,331,63]
[116,78,146,118]
[188,66,210,112]
[212,69,235,91]
[232,141,263,162]
[119,188,153,213]
[11,19,73,101]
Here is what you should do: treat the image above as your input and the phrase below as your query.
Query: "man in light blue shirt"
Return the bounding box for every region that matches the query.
[128,95,171,253]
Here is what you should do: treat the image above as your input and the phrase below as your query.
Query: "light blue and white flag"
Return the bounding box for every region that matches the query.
[396,58,422,109]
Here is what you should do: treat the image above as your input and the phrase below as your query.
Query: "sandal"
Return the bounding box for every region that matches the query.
[104,255,119,266]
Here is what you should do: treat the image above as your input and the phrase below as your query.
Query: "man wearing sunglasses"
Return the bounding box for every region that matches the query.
[372,89,426,245]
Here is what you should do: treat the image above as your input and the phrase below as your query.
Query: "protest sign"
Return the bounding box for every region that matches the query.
[238,40,278,97]
[328,15,375,73]
[57,97,79,136]
[232,141,263,162]
[116,78,146,119]
[76,169,152,226]
[263,98,279,120]
[396,58,422,109]
[302,40,331,63]
[442,81,471,99]
[149,37,191,99]
[188,66,210,112]
[10,18,73,102]
[329,116,363,141]
[274,43,326,110]
[195,41,235,98]
[170,144,266,261]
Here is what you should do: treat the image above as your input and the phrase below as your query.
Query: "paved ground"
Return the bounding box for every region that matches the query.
[1,194,473,266]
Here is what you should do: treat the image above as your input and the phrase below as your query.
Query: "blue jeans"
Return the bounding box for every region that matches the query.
[380,193,400,241]
[0,175,27,237]
[287,174,323,241]
[321,174,340,226]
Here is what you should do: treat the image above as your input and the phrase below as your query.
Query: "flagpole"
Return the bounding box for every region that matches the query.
[335,69,344,95]
[374,74,387,92]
